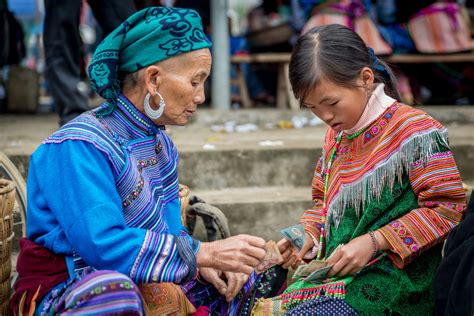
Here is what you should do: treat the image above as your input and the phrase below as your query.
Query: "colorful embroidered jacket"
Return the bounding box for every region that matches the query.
[300,103,466,314]
[26,95,198,284]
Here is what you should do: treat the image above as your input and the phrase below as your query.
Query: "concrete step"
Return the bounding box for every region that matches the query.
[190,186,312,241]
[179,144,474,190]
[6,143,474,191]
[189,184,473,241]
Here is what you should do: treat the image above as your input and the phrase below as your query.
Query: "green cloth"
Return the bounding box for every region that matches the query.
[334,179,441,315]
[87,6,211,101]
[285,138,450,315]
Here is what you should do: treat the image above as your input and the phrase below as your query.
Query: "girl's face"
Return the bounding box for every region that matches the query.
[302,70,373,132]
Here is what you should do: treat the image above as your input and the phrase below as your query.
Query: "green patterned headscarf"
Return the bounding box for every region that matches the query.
[88,6,212,101]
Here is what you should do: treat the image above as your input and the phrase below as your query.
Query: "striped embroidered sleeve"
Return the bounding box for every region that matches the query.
[300,157,325,240]
[130,230,199,283]
[378,151,467,268]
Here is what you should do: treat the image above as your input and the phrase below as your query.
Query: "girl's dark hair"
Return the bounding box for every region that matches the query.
[289,24,400,104]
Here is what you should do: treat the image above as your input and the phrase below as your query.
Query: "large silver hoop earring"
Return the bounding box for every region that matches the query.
[144,91,166,120]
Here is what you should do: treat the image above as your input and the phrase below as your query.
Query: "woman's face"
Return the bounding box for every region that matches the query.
[302,73,372,132]
[152,48,212,126]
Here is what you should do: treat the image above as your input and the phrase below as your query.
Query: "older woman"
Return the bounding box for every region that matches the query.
[11,7,291,315]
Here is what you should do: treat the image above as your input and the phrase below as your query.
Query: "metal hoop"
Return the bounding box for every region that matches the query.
[144,91,166,119]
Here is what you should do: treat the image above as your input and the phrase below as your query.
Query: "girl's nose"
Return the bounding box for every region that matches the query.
[319,110,334,123]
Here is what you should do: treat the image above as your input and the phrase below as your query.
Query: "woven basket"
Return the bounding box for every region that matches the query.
[0,179,15,315]
[0,256,11,282]
[179,184,190,227]
[0,214,12,244]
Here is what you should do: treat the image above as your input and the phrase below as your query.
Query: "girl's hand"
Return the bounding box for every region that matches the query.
[327,234,373,277]
[296,233,316,261]
[277,238,299,269]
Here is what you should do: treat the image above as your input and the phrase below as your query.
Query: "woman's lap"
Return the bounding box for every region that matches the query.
[38,269,143,316]
[37,266,288,316]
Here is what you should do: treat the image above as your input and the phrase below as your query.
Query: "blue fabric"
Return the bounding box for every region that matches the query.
[27,95,200,284]
[27,140,146,276]
[285,297,359,315]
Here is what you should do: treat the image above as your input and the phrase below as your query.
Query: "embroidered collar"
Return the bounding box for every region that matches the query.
[114,94,165,136]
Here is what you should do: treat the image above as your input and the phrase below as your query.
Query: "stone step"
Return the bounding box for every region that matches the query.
[6,143,474,191]
[179,145,474,190]
[189,184,473,241]
[189,186,312,241]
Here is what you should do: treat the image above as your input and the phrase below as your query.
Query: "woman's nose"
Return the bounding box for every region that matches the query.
[194,87,206,105]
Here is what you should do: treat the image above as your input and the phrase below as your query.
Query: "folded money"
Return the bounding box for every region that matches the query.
[280,224,306,250]
[255,240,284,274]
[303,264,333,282]
[292,244,344,279]
[293,259,328,278]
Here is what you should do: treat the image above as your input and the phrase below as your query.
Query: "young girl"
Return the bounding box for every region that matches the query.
[258,24,467,315]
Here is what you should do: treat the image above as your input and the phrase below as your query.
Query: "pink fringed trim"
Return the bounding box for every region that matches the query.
[280,280,347,310]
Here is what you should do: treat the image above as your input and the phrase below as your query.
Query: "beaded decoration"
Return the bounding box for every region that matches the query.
[317,127,367,260]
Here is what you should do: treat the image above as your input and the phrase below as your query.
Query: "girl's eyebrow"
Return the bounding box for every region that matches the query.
[319,95,337,104]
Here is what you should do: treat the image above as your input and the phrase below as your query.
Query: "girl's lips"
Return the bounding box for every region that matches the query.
[331,123,342,130]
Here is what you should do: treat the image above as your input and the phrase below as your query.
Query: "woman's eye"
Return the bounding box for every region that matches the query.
[329,101,339,106]
[192,82,199,87]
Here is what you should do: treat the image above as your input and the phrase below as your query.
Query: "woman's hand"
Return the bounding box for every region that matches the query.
[199,268,227,296]
[197,234,266,275]
[277,238,299,269]
[199,268,249,302]
[326,234,371,277]
[222,271,249,302]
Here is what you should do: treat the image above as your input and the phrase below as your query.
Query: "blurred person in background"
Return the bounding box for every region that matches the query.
[43,0,136,126]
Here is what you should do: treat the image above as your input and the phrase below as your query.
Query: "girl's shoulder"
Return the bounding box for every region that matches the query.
[388,103,445,137]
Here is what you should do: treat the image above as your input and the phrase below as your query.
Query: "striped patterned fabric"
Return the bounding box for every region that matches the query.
[41,270,144,315]
[44,94,196,283]
[301,1,392,55]
[301,103,466,268]
[408,2,473,53]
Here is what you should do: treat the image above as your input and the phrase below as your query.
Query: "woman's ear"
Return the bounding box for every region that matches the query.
[360,67,375,90]
[143,65,163,94]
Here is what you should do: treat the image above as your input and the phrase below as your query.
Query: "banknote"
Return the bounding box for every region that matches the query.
[293,259,328,278]
[303,264,333,282]
[280,224,306,250]
[256,240,284,274]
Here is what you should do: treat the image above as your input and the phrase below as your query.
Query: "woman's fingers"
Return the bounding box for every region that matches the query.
[224,272,248,302]
[199,268,227,295]
[203,235,267,273]
[225,272,238,301]
[239,265,255,276]
[245,235,266,248]
[245,245,266,264]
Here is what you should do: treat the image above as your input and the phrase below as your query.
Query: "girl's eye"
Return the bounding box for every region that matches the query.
[330,101,339,106]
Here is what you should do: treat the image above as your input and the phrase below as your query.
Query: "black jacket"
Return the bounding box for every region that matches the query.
[434,191,474,316]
